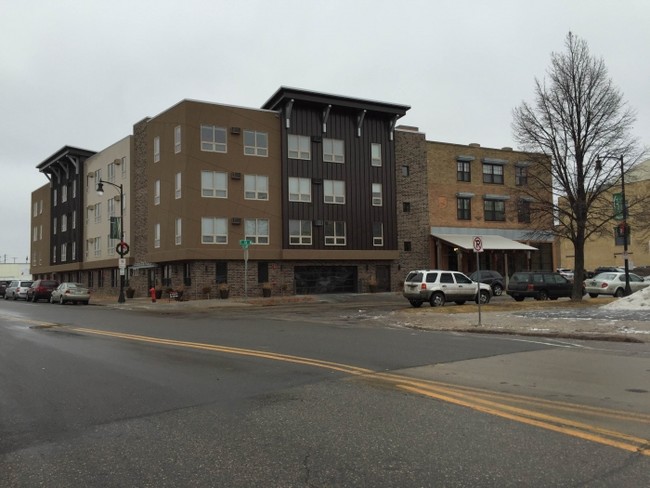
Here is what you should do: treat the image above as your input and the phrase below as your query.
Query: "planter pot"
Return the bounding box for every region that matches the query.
[126,289,135,299]
[262,288,271,297]
[219,289,229,299]
[155,290,162,299]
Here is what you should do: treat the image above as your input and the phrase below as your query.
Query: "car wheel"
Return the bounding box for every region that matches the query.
[614,288,624,298]
[588,293,599,298]
[514,296,525,302]
[408,299,423,308]
[430,292,445,307]
[492,284,503,296]
[536,290,549,301]
[476,290,490,304]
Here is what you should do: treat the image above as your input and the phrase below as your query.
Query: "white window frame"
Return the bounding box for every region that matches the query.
[175,172,182,199]
[154,223,160,248]
[53,188,57,207]
[201,125,227,153]
[372,183,383,206]
[61,214,67,232]
[94,238,101,257]
[153,136,160,163]
[72,210,76,229]
[324,221,346,246]
[94,203,101,223]
[71,241,76,261]
[243,130,268,157]
[373,222,384,246]
[174,125,181,154]
[61,243,67,262]
[371,143,382,167]
[107,162,116,182]
[201,217,228,244]
[201,171,228,198]
[53,217,57,234]
[175,218,182,245]
[154,179,161,205]
[244,218,269,245]
[323,138,344,163]
[289,220,312,245]
[244,174,269,200]
[61,185,68,203]
[288,134,311,160]
[121,157,127,177]
[33,202,38,217]
[33,226,37,242]
[288,177,311,202]
[324,179,345,204]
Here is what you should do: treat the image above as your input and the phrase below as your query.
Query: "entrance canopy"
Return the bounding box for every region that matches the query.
[432,234,538,251]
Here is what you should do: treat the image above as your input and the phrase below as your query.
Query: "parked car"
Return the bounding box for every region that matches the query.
[403,270,492,307]
[50,282,91,305]
[556,268,574,281]
[584,272,648,298]
[593,266,625,275]
[0,279,11,298]
[506,271,573,301]
[469,270,505,296]
[26,279,60,303]
[4,280,34,300]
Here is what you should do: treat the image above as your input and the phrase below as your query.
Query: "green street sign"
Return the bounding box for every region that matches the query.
[239,239,252,250]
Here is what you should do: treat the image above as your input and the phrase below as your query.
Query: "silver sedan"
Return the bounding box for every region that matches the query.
[584,272,648,298]
[50,282,91,305]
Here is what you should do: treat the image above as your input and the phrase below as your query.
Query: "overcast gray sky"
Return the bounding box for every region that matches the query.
[1,0,648,262]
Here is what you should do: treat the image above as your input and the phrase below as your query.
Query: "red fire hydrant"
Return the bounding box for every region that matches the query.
[149,287,157,303]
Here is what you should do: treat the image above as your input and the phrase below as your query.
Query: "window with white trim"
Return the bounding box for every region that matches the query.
[33,202,37,217]
[53,245,57,263]
[107,162,116,182]
[288,134,310,160]
[154,179,160,205]
[154,223,160,248]
[324,179,345,204]
[372,222,383,246]
[121,157,127,177]
[175,218,182,245]
[201,171,228,198]
[288,177,311,202]
[372,183,383,206]
[71,242,76,260]
[153,136,160,162]
[107,198,116,217]
[244,218,269,244]
[53,217,57,234]
[33,226,37,242]
[201,125,227,153]
[94,203,101,223]
[72,180,76,198]
[72,210,76,229]
[175,172,182,199]
[371,143,382,167]
[174,125,181,154]
[323,138,344,163]
[201,217,228,244]
[61,185,67,203]
[289,220,312,245]
[94,238,101,257]
[324,221,346,246]
[61,243,67,262]
[61,214,67,232]
[244,175,269,200]
[53,188,57,206]
[244,130,268,156]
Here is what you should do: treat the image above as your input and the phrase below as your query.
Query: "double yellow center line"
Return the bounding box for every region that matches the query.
[71,326,650,457]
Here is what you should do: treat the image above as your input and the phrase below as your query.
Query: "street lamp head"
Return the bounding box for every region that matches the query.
[96,181,104,196]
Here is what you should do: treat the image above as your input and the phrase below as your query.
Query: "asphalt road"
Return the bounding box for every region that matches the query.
[1,299,649,487]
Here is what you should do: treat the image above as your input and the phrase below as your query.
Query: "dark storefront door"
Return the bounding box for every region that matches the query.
[294,266,357,294]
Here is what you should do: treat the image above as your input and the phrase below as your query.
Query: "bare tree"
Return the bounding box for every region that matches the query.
[512,32,646,299]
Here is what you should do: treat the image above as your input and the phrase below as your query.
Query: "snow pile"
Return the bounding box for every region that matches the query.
[601,286,650,310]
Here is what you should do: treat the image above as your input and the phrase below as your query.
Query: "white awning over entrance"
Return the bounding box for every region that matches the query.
[431,233,538,251]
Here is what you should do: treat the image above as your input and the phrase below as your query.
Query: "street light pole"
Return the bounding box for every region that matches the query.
[596,154,631,296]
[97,179,126,303]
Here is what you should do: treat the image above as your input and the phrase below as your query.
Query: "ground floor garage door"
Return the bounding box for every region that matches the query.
[294,266,357,294]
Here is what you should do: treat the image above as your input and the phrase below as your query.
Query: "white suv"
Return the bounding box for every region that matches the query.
[4,280,34,300]
[403,270,491,307]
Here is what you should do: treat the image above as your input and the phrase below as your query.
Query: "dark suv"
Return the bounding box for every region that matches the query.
[0,280,11,298]
[27,279,60,303]
[506,271,573,301]
[469,270,505,296]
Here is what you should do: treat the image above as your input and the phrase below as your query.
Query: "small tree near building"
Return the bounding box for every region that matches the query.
[512,32,647,300]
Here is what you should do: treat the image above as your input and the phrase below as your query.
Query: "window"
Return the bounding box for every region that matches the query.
[174,125,181,153]
[289,220,312,245]
[457,161,471,182]
[288,134,310,160]
[324,179,345,204]
[175,172,182,199]
[39,199,43,214]
[403,202,411,212]
[288,177,311,202]
[71,241,76,261]
[154,223,160,248]
[61,214,67,232]
[53,188,57,206]
[518,200,531,223]
[107,198,116,218]
[201,217,228,244]
[53,217,57,234]
[53,245,57,263]
[244,218,269,244]
[175,218,182,245]
[457,197,471,220]
[153,136,160,162]
[243,130,268,156]
[215,261,228,284]
[372,183,383,206]
[372,222,383,246]
[483,163,504,184]
[244,175,269,200]
[107,162,116,182]
[516,166,528,186]
[371,143,382,167]
[324,221,346,246]
[201,125,227,153]
[323,138,344,163]
[404,241,412,252]
[484,199,506,221]
[33,226,37,242]
[154,179,160,205]
[72,180,77,198]
[121,157,127,177]
[201,171,228,198]
[72,210,76,229]
[33,202,37,217]
[61,185,68,203]
[94,238,101,257]
[401,165,410,176]
[258,262,269,283]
